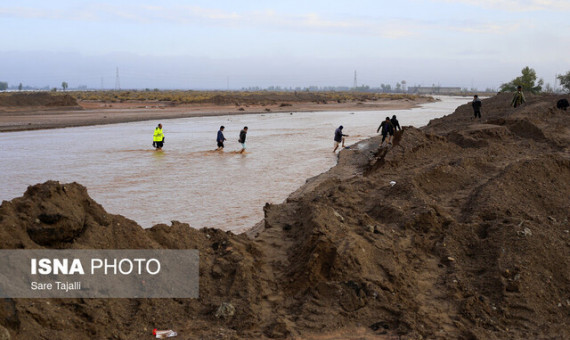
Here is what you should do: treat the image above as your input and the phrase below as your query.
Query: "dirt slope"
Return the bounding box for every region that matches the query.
[0,93,569,339]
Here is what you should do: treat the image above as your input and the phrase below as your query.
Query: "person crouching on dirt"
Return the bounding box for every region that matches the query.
[556,98,569,110]
[153,123,165,151]
[333,125,348,153]
[377,117,394,146]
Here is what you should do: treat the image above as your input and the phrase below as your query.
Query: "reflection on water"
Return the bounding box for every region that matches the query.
[1,97,468,232]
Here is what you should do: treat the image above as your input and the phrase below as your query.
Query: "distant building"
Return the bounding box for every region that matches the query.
[407,86,462,95]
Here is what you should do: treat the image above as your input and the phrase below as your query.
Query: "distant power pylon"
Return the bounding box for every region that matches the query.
[115,67,121,91]
[353,70,357,88]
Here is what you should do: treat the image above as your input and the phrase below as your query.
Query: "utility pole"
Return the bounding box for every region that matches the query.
[353,70,357,89]
[115,67,121,91]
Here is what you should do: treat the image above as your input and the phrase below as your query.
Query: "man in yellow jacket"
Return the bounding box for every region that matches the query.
[153,123,165,150]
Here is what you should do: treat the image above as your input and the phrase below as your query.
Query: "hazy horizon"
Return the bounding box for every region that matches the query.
[1,1,569,91]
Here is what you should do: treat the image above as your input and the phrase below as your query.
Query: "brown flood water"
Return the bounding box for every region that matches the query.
[1,97,467,232]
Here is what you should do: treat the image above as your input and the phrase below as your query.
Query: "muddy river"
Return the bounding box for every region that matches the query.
[1,96,468,232]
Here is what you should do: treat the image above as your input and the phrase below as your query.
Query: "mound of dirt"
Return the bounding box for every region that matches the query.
[0,93,569,339]
[0,181,269,339]
[0,92,79,110]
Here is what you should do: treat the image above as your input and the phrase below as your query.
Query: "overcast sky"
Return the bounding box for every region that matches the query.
[1,0,569,90]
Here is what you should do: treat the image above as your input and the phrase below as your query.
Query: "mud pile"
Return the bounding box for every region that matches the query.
[0,92,79,110]
[0,93,569,339]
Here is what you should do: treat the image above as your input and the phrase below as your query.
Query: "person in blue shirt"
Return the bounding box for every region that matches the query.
[216,126,226,151]
[333,125,348,153]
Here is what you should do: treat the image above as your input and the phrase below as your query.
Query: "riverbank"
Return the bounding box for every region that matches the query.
[0,92,568,339]
[0,92,434,132]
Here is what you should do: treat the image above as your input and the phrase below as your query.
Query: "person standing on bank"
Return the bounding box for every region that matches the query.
[333,125,348,153]
[511,85,526,108]
[216,126,226,151]
[153,123,165,151]
[472,95,482,120]
[238,126,248,154]
[391,115,401,131]
[377,117,394,146]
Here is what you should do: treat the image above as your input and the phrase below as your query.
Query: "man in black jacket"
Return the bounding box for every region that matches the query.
[472,95,482,120]
[238,126,248,154]
[377,117,394,146]
[333,125,348,153]
[391,115,401,131]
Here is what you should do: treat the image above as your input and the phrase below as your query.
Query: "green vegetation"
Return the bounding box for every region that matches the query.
[500,66,543,93]
[0,82,8,91]
[557,71,570,93]
[62,82,68,91]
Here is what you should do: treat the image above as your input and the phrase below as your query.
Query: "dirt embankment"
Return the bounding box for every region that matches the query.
[0,92,80,110]
[0,92,569,339]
